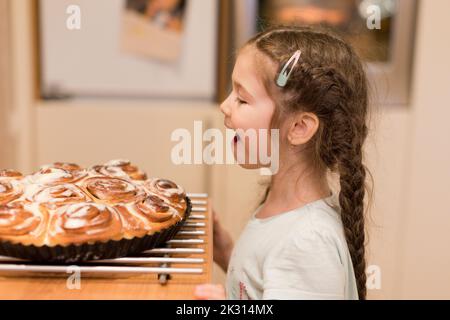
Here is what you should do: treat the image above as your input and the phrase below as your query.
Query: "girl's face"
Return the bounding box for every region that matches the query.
[220,46,277,169]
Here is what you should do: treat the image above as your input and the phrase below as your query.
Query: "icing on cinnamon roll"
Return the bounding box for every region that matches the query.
[30,184,92,209]
[0,180,23,205]
[91,159,147,181]
[30,166,87,185]
[0,202,47,245]
[84,177,143,204]
[48,203,123,246]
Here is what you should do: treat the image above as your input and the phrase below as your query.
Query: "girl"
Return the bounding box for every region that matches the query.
[195,25,370,300]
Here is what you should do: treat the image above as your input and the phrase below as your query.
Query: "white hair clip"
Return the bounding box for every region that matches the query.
[276,50,302,87]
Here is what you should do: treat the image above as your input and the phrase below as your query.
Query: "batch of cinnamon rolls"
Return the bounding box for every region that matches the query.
[0,160,189,262]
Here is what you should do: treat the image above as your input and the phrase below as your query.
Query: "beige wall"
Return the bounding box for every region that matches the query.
[395,0,450,299]
[8,0,36,173]
[4,0,450,299]
[0,0,14,169]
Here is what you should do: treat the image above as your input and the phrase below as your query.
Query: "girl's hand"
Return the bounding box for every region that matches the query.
[194,284,226,300]
[212,209,234,272]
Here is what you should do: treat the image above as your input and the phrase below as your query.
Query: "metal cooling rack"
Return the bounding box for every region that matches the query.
[0,193,209,284]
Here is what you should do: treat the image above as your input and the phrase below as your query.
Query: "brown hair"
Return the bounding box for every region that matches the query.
[245,25,370,299]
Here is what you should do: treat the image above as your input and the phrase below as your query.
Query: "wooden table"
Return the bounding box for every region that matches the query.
[0,195,213,300]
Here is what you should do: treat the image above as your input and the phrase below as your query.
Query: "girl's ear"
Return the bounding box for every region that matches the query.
[287,112,320,146]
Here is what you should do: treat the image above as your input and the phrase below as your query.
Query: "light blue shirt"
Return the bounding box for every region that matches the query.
[226,195,359,300]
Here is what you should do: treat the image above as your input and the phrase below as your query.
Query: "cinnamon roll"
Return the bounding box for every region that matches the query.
[29,166,87,185]
[91,159,147,181]
[52,162,83,172]
[144,178,186,210]
[144,178,186,202]
[30,184,92,209]
[114,205,150,238]
[0,201,48,246]
[0,180,23,205]
[133,194,182,223]
[83,177,144,204]
[0,169,23,179]
[48,203,123,246]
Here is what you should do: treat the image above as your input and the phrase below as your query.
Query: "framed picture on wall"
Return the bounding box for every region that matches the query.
[39,0,218,100]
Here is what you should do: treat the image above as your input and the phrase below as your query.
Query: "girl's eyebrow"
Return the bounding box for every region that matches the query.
[233,80,254,100]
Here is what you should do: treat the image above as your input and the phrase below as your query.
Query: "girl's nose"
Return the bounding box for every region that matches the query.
[219,94,232,117]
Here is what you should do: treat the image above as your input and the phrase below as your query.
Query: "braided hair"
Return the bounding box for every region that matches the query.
[247,25,370,299]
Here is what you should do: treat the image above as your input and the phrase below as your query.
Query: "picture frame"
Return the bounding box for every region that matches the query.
[39,0,219,101]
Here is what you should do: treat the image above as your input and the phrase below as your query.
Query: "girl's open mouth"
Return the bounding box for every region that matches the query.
[233,134,239,144]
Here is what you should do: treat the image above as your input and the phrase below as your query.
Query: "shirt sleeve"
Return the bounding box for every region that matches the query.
[262,227,346,300]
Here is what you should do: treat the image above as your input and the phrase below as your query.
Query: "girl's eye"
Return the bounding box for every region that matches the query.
[235,97,247,105]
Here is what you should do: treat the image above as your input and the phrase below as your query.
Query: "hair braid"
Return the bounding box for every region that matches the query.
[312,68,369,300]
[338,147,367,299]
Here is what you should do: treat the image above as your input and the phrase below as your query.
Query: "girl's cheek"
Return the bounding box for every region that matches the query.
[230,111,249,131]
[232,103,273,133]
[242,107,265,130]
